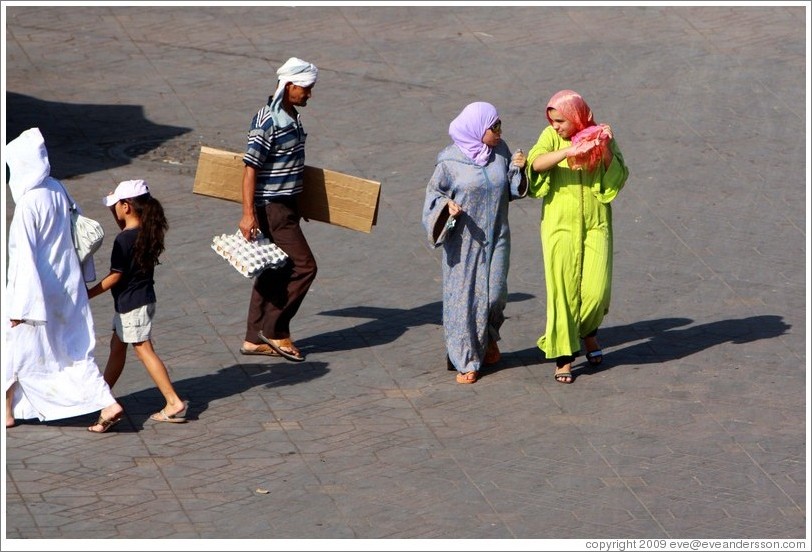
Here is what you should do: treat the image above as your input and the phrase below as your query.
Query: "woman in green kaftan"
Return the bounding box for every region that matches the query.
[526,90,629,384]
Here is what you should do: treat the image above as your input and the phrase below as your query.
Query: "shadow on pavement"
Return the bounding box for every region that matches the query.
[40,315,790,431]
[41,361,329,432]
[488,315,791,378]
[580,314,791,375]
[301,292,536,354]
[6,91,192,180]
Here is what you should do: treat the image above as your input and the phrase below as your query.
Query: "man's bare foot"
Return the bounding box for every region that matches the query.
[240,341,281,357]
[274,338,301,357]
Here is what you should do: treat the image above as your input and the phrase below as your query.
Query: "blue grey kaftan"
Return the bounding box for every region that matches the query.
[422,141,527,374]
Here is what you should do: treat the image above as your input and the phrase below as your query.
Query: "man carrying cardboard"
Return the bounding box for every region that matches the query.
[238,57,319,362]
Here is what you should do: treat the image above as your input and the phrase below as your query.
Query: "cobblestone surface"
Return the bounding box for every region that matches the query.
[2,3,808,546]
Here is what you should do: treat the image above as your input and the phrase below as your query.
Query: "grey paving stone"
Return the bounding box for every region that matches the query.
[3,3,807,546]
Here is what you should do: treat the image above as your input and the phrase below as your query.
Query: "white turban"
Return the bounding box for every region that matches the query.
[270,57,319,110]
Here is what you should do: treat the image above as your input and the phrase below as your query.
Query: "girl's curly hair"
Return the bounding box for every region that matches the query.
[126,194,168,271]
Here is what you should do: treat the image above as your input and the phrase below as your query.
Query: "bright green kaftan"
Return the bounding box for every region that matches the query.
[526,125,629,360]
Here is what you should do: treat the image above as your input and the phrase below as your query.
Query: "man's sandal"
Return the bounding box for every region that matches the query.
[240,344,281,357]
[258,331,305,362]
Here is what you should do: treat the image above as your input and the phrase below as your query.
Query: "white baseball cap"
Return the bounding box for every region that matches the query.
[103,179,150,206]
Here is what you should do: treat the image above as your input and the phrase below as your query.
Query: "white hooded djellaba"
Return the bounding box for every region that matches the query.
[4,127,116,422]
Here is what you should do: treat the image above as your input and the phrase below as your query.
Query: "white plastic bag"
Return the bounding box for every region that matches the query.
[70,209,105,263]
[56,180,104,263]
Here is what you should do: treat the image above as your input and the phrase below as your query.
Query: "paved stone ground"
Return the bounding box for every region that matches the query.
[2,2,809,547]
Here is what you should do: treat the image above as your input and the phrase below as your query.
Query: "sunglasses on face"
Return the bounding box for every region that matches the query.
[489,120,502,133]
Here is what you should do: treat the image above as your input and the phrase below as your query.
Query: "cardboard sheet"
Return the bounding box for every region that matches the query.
[192,146,381,233]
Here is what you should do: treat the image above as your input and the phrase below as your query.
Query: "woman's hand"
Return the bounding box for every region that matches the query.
[512,149,526,169]
[447,200,462,218]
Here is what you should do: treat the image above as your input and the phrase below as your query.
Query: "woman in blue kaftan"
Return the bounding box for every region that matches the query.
[422,102,527,384]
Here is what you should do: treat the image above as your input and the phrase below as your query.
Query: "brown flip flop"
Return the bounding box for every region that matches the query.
[258,331,305,362]
[240,344,281,357]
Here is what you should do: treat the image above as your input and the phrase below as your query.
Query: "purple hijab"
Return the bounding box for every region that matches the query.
[448,102,499,166]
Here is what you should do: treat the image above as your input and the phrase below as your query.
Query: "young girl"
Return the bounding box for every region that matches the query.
[88,179,189,422]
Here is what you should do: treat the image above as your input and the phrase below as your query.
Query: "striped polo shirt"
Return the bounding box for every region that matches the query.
[243,98,307,202]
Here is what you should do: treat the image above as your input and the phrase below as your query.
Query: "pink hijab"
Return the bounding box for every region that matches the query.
[547,90,611,171]
[449,102,499,166]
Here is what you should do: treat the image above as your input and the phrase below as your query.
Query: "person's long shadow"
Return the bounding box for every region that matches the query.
[38,307,790,431]
[6,92,192,179]
[41,294,535,432]
[494,315,792,379]
[41,361,330,432]
[592,314,791,370]
[293,292,536,356]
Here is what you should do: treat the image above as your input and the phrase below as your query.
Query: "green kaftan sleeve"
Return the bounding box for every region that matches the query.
[526,126,629,203]
[525,126,557,199]
[590,139,629,204]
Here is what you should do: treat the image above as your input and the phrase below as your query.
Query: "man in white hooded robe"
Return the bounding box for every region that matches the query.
[4,127,123,432]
